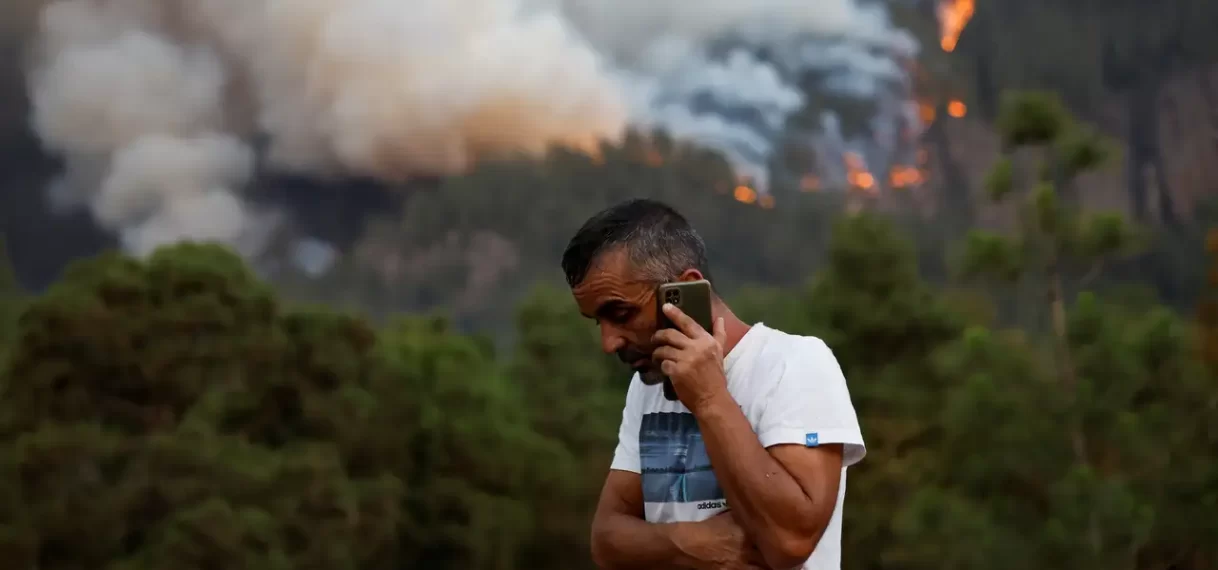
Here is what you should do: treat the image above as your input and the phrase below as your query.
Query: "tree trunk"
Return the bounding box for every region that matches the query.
[1151,148,1180,228]
[1126,76,1175,226]
[970,11,998,121]
[926,111,972,234]
[1126,87,1151,222]
[1047,260,1101,553]
[1143,72,1179,228]
[1047,265,1084,458]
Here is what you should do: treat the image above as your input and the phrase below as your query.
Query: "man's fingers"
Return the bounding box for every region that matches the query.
[652,328,693,348]
[713,317,726,347]
[652,346,680,363]
[662,303,710,337]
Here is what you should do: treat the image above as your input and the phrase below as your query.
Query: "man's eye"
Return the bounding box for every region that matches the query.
[609,309,634,323]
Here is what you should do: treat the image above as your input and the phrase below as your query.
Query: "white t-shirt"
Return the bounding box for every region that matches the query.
[609,323,866,570]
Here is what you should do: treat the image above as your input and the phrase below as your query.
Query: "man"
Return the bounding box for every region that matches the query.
[562,199,866,570]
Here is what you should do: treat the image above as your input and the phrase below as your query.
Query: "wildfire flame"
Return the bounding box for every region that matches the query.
[731,179,775,208]
[947,99,967,118]
[733,184,757,204]
[888,165,924,189]
[938,0,975,52]
[843,152,875,192]
[918,101,936,124]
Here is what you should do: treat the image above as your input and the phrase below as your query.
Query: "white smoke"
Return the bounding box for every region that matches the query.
[26,0,918,260]
[621,46,806,187]
[550,0,920,189]
[30,2,266,255]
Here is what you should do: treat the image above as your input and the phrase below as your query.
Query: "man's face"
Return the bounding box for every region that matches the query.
[571,250,667,385]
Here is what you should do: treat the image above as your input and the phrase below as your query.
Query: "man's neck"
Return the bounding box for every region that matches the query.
[714,300,752,355]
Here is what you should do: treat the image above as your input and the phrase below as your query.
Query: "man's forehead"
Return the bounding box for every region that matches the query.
[576,250,649,285]
[571,251,651,307]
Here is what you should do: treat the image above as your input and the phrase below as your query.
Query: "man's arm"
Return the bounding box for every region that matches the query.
[692,398,843,569]
[690,337,865,570]
[653,309,864,569]
[590,377,705,569]
[590,470,764,570]
[590,470,689,569]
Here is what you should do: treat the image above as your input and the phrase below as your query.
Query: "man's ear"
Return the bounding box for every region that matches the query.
[676,269,704,282]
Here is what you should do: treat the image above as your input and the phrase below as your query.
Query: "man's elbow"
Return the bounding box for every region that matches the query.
[758,511,830,570]
[759,533,819,570]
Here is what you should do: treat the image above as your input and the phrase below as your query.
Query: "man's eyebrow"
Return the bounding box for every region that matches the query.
[589,299,630,319]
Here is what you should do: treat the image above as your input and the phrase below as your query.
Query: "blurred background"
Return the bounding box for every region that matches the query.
[1,0,1217,568]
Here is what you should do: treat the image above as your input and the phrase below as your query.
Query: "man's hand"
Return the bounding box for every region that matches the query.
[652,303,730,411]
[590,471,767,570]
[671,511,768,570]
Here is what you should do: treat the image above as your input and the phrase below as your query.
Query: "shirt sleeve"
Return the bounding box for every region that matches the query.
[755,337,866,467]
[609,376,643,473]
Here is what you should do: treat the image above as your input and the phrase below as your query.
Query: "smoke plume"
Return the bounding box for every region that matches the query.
[27,0,917,258]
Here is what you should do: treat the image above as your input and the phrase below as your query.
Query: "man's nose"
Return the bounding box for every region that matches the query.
[599,323,626,355]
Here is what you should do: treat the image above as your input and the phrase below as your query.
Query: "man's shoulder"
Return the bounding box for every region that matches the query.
[751,324,834,365]
[746,326,852,401]
[729,325,841,408]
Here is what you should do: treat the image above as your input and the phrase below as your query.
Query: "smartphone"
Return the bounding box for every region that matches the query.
[655,279,715,401]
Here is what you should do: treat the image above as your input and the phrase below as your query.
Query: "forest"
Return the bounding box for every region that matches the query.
[0,90,1216,569]
[2,0,1218,568]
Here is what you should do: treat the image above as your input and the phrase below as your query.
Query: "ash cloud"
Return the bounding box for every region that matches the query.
[26,0,919,261]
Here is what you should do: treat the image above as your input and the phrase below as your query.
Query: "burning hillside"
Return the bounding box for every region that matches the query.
[25,0,934,271]
[937,0,974,52]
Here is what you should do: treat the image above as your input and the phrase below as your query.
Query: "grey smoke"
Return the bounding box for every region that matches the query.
[26,0,921,265]
[291,237,338,277]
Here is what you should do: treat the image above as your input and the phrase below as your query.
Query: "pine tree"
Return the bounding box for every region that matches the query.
[957,90,1143,556]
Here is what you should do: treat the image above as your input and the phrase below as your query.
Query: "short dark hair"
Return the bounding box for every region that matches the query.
[561,199,712,288]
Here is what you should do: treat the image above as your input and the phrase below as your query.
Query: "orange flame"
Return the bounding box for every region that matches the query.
[938,0,975,52]
[889,165,924,189]
[918,101,936,124]
[843,152,875,192]
[947,99,967,118]
[733,185,757,204]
